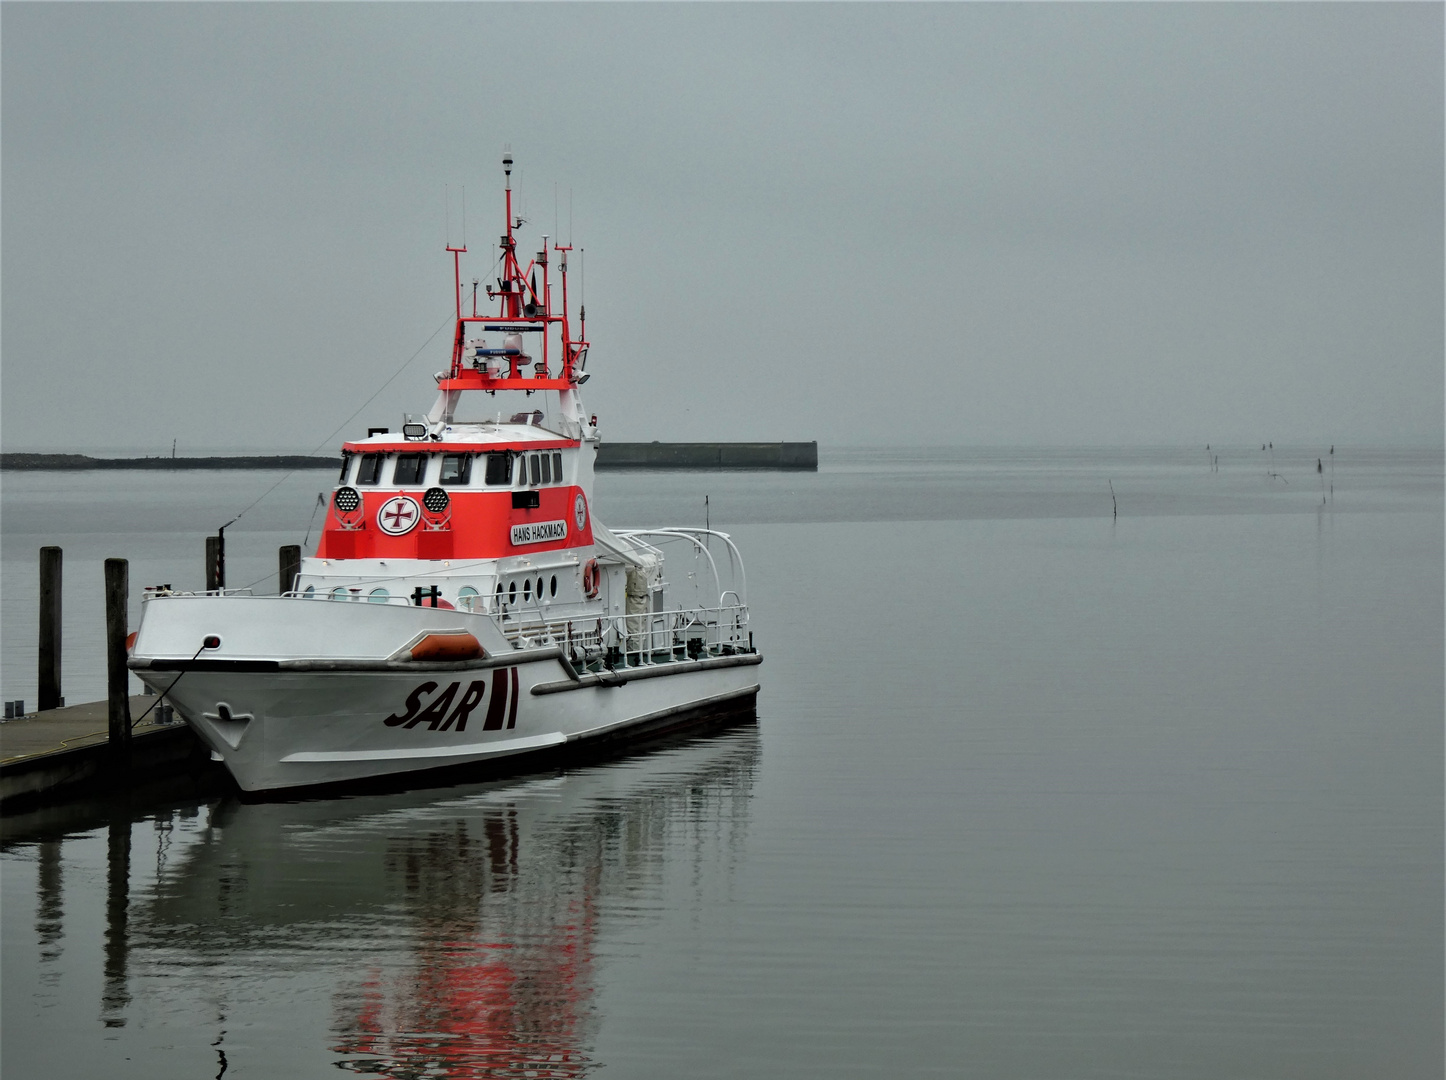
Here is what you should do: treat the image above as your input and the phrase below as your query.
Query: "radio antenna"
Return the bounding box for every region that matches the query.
[444,184,450,247]
[462,185,467,247]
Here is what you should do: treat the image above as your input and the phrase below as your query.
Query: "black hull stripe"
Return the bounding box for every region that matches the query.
[133,647,565,674]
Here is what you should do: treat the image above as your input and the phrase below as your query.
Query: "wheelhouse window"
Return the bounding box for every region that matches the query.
[484,452,513,486]
[552,453,563,482]
[393,454,425,486]
[540,454,552,484]
[439,453,472,485]
[529,454,541,486]
[357,453,384,485]
[339,452,353,483]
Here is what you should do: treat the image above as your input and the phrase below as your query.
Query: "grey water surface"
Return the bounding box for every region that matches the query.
[2,447,1441,1078]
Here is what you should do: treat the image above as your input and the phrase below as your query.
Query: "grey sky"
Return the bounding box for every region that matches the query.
[3,3,1440,451]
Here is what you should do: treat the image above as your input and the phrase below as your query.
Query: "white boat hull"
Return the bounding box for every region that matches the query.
[131,595,760,793]
[140,661,758,793]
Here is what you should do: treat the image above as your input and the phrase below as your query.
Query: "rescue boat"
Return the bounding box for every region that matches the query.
[128,155,760,794]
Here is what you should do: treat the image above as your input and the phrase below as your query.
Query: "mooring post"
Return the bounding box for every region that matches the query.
[104,558,132,761]
[38,546,63,711]
[279,544,301,595]
[205,536,221,592]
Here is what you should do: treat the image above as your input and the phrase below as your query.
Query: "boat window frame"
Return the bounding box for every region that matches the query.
[552,452,563,483]
[484,452,513,486]
[439,452,472,486]
[393,453,425,486]
[339,452,353,483]
[357,453,384,485]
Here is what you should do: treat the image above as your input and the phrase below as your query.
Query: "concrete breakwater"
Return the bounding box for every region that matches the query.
[596,442,817,470]
[1,453,339,470]
[2,441,819,471]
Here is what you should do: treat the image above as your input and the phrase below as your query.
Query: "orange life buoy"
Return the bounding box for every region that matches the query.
[582,558,600,599]
[407,632,484,662]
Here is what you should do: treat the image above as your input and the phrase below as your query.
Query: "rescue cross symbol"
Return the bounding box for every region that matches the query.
[376,495,421,536]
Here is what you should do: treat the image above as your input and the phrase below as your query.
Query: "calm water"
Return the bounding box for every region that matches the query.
[2,447,1442,1078]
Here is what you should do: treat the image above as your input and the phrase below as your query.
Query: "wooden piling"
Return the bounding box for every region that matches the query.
[104,558,132,761]
[38,546,63,711]
[205,536,220,592]
[279,544,301,595]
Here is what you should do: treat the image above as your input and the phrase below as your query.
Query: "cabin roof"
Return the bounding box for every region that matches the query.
[343,422,580,455]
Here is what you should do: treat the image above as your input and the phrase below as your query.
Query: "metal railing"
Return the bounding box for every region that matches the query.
[493,599,750,668]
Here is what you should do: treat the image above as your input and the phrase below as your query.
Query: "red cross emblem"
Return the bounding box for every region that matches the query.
[377,495,421,536]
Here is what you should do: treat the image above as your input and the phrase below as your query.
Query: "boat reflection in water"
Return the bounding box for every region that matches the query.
[133,720,760,1077]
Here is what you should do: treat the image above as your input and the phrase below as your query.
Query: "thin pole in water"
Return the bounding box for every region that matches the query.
[1109,480,1117,520]
[104,558,132,763]
[38,546,62,711]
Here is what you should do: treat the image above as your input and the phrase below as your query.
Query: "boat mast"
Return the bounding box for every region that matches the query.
[434,154,590,423]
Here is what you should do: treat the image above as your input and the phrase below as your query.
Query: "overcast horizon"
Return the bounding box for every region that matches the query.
[3,4,1442,454]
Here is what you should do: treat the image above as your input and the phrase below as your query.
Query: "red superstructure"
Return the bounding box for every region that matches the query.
[311,154,599,574]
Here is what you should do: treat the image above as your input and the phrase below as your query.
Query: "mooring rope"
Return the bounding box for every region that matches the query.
[130,641,208,728]
[222,310,454,531]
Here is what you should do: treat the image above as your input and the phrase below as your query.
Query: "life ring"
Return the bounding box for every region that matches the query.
[582,558,600,599]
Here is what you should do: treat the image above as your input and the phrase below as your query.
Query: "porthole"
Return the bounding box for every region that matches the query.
[536,577,544,599]
[508,581,517,603]
[330,587,348,601]
[458,586,479,611]
[524,579,532,601]
[302,585,316,598]
[549,575,557,597]
[368,588,390,604]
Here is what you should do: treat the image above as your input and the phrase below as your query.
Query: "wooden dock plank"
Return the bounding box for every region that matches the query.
[1,696,176,764]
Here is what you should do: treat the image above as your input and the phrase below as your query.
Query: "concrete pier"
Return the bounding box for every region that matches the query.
[0,697,222,812]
